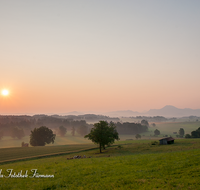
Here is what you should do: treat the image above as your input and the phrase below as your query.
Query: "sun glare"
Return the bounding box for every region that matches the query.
[1,89,9,96]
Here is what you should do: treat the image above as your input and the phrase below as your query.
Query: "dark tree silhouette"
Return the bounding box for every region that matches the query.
[141,120,149,127]
[135,134,141,139]
[179,128,185,137]
[154,129,160,136]
[77,125,88,136]
[11,127,25,139]
[190,127,200,138]
[185,134,191,138]
[58,126,67,137]
[71,126,75,136]
[30,126,56,146]
[85,121,119,153]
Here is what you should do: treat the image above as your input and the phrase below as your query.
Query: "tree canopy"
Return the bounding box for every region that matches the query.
[11,127,25,139]
[77,125,88,136]
[84,121,119,153]
[58,126,67,137]
[141,119,149,127]
[186,127,200,138]
[179,128,185,137]
[154,129,160,136]
[30,126,56,146]
[135,134,141,139]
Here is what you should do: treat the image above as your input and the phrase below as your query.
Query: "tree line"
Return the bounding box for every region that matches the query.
[115,122,148,135]
[185,127,200,138]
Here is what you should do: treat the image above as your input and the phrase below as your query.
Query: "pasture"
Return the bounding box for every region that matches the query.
[0,121,199,150]
[0,133,92,149]
[0,139,200,189]
[144,121,200,137]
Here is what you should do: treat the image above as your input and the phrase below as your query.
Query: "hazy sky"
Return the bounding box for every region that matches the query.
[0,0,200,114]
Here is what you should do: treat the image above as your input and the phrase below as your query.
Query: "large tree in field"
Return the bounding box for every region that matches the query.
[84,121,119,153]
[30,126,56,146]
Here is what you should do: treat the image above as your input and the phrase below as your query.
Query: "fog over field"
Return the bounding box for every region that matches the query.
[1,1,200,189]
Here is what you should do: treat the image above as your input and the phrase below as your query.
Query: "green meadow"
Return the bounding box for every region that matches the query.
[0,139,200,190]
[1,121,199,149]
[138,121,200,138]
[0,132,91,149]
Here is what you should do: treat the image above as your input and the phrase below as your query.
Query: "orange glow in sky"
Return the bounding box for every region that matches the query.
[0,1,200,115]
[1,89,9,96]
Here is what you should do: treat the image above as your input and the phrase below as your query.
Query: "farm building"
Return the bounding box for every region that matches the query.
[159,137,175,145]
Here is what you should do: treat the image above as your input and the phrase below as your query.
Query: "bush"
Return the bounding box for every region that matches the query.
[185,134,191,138]
[135,134,141,139]
[151,141,159,145]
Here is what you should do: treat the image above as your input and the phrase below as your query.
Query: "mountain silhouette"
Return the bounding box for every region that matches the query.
[104,105,200,117]
[146,105,200,117]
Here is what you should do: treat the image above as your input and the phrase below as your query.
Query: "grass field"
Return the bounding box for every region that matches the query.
[1,121,199,149]
[0,144,97,163]
[0,133,92,149]
[0,139,200,189]
[139,121,200,138]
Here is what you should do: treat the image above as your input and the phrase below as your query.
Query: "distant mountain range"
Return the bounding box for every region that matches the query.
[105,105,200,118]
[65,111,84,115]
[65,105,200,118]
[146,105,200,118]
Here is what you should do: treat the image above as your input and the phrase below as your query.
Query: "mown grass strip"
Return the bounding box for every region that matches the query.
[0,144,97,163]
[0,147,99,164]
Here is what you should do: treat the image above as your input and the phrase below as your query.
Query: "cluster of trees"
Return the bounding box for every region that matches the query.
[153,128,185,137]
[56,125,88,137]
[134,116,168,122]
[185,127,200,138]
[0,115,92,139]
[11,127,25,139]
[57,126,67,137]
[28,121,119,153]
[60,114,120,123]
[141,120,149,127]
[115,122,148,135]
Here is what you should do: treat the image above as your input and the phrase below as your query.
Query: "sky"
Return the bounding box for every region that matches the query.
[0,0,200,115]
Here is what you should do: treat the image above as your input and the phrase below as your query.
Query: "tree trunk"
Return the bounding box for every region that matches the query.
[99,143,102,153]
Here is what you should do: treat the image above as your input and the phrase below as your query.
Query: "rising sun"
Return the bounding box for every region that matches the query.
[1,89,9,96]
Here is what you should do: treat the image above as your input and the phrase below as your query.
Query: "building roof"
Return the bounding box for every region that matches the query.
[159,137,175,141]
